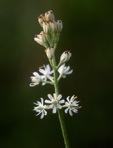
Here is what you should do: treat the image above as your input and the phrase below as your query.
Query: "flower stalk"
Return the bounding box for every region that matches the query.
[29,10,80,148]
[51,45,70,148]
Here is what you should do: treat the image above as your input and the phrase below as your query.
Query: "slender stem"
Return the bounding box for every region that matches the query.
[58,110,70,148]
[52,48,70,148]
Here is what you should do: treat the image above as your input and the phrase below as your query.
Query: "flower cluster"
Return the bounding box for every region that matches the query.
[33,94,79,119]
[30,10,79,119]
[34,10,63,48]
[30,63,73,87]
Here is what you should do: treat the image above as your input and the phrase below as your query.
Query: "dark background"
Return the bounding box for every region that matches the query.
[0,0,113,147]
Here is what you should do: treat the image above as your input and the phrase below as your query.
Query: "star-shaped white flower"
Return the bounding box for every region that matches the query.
[39,64,54,83]
[64,95,79,116]
[58,64,73,79]
[29,72,44,87]
[45,93,65,113]
[30,64,54,87]
[33,98,47,119]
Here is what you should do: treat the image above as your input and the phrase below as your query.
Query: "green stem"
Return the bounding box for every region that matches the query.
[52,49,70,148]
[58,110,70,148]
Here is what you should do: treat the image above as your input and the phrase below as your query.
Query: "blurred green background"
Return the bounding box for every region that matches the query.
[1,0,113,147]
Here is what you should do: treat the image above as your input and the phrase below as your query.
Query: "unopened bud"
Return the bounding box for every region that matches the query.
[38,14,45,27]
[43,22,50,33]
[34,34,43,46]
[34,31,48,47]
[57,20,63,32]
[60,51,72,63]
[45,48,54,59]
[45,10,55,21]
[50,20,57,32]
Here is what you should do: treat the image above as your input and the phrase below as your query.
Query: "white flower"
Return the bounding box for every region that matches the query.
[33,98,47,119]
[58,64,73,78]
[45,93,65,113]
[29,72,44,87]
[29,64,54,87]
[39,65,54,83]
[64,95,79,116]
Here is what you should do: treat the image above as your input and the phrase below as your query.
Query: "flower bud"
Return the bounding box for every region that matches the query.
[60,51,72,63]
[45,10,55,21]
[34,31,48,47]
[38,14,45,27]
[50,20,57,32]
[43,22,50,34]
[57,20,63,32]
[34,34,43,46]
[45,48,54,59]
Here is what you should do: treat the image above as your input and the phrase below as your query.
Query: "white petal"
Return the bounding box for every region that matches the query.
[29,83,37,87]
[40,112,44,119]
[66,96,70,102]
[46,65,51,72]
[53,107,57,113]
[40,98,43,104]
[73,101,78,106]
[57,94,62,100]
[45,100,52,104]
[58,64,65,73]
[69,109,73,116]
[73,108,78,113]
[33,72,40,77]
[47,94,53,100]
[36,111,41,116]
[65,66,70,72]
[38,102,42,106]
[42,82,46,85]
[65,107,69,114]
[66,69,73,75]
[62,75,66,78]
[44,110,47,115]
[70,95,74,101]
[39,69,45,74]
[53,93,57,100]
[47,75,54,81]
[59,99,65,104]
[65,102,69,106]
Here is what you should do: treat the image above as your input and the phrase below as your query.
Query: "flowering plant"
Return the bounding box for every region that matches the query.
[30,10,80,148]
